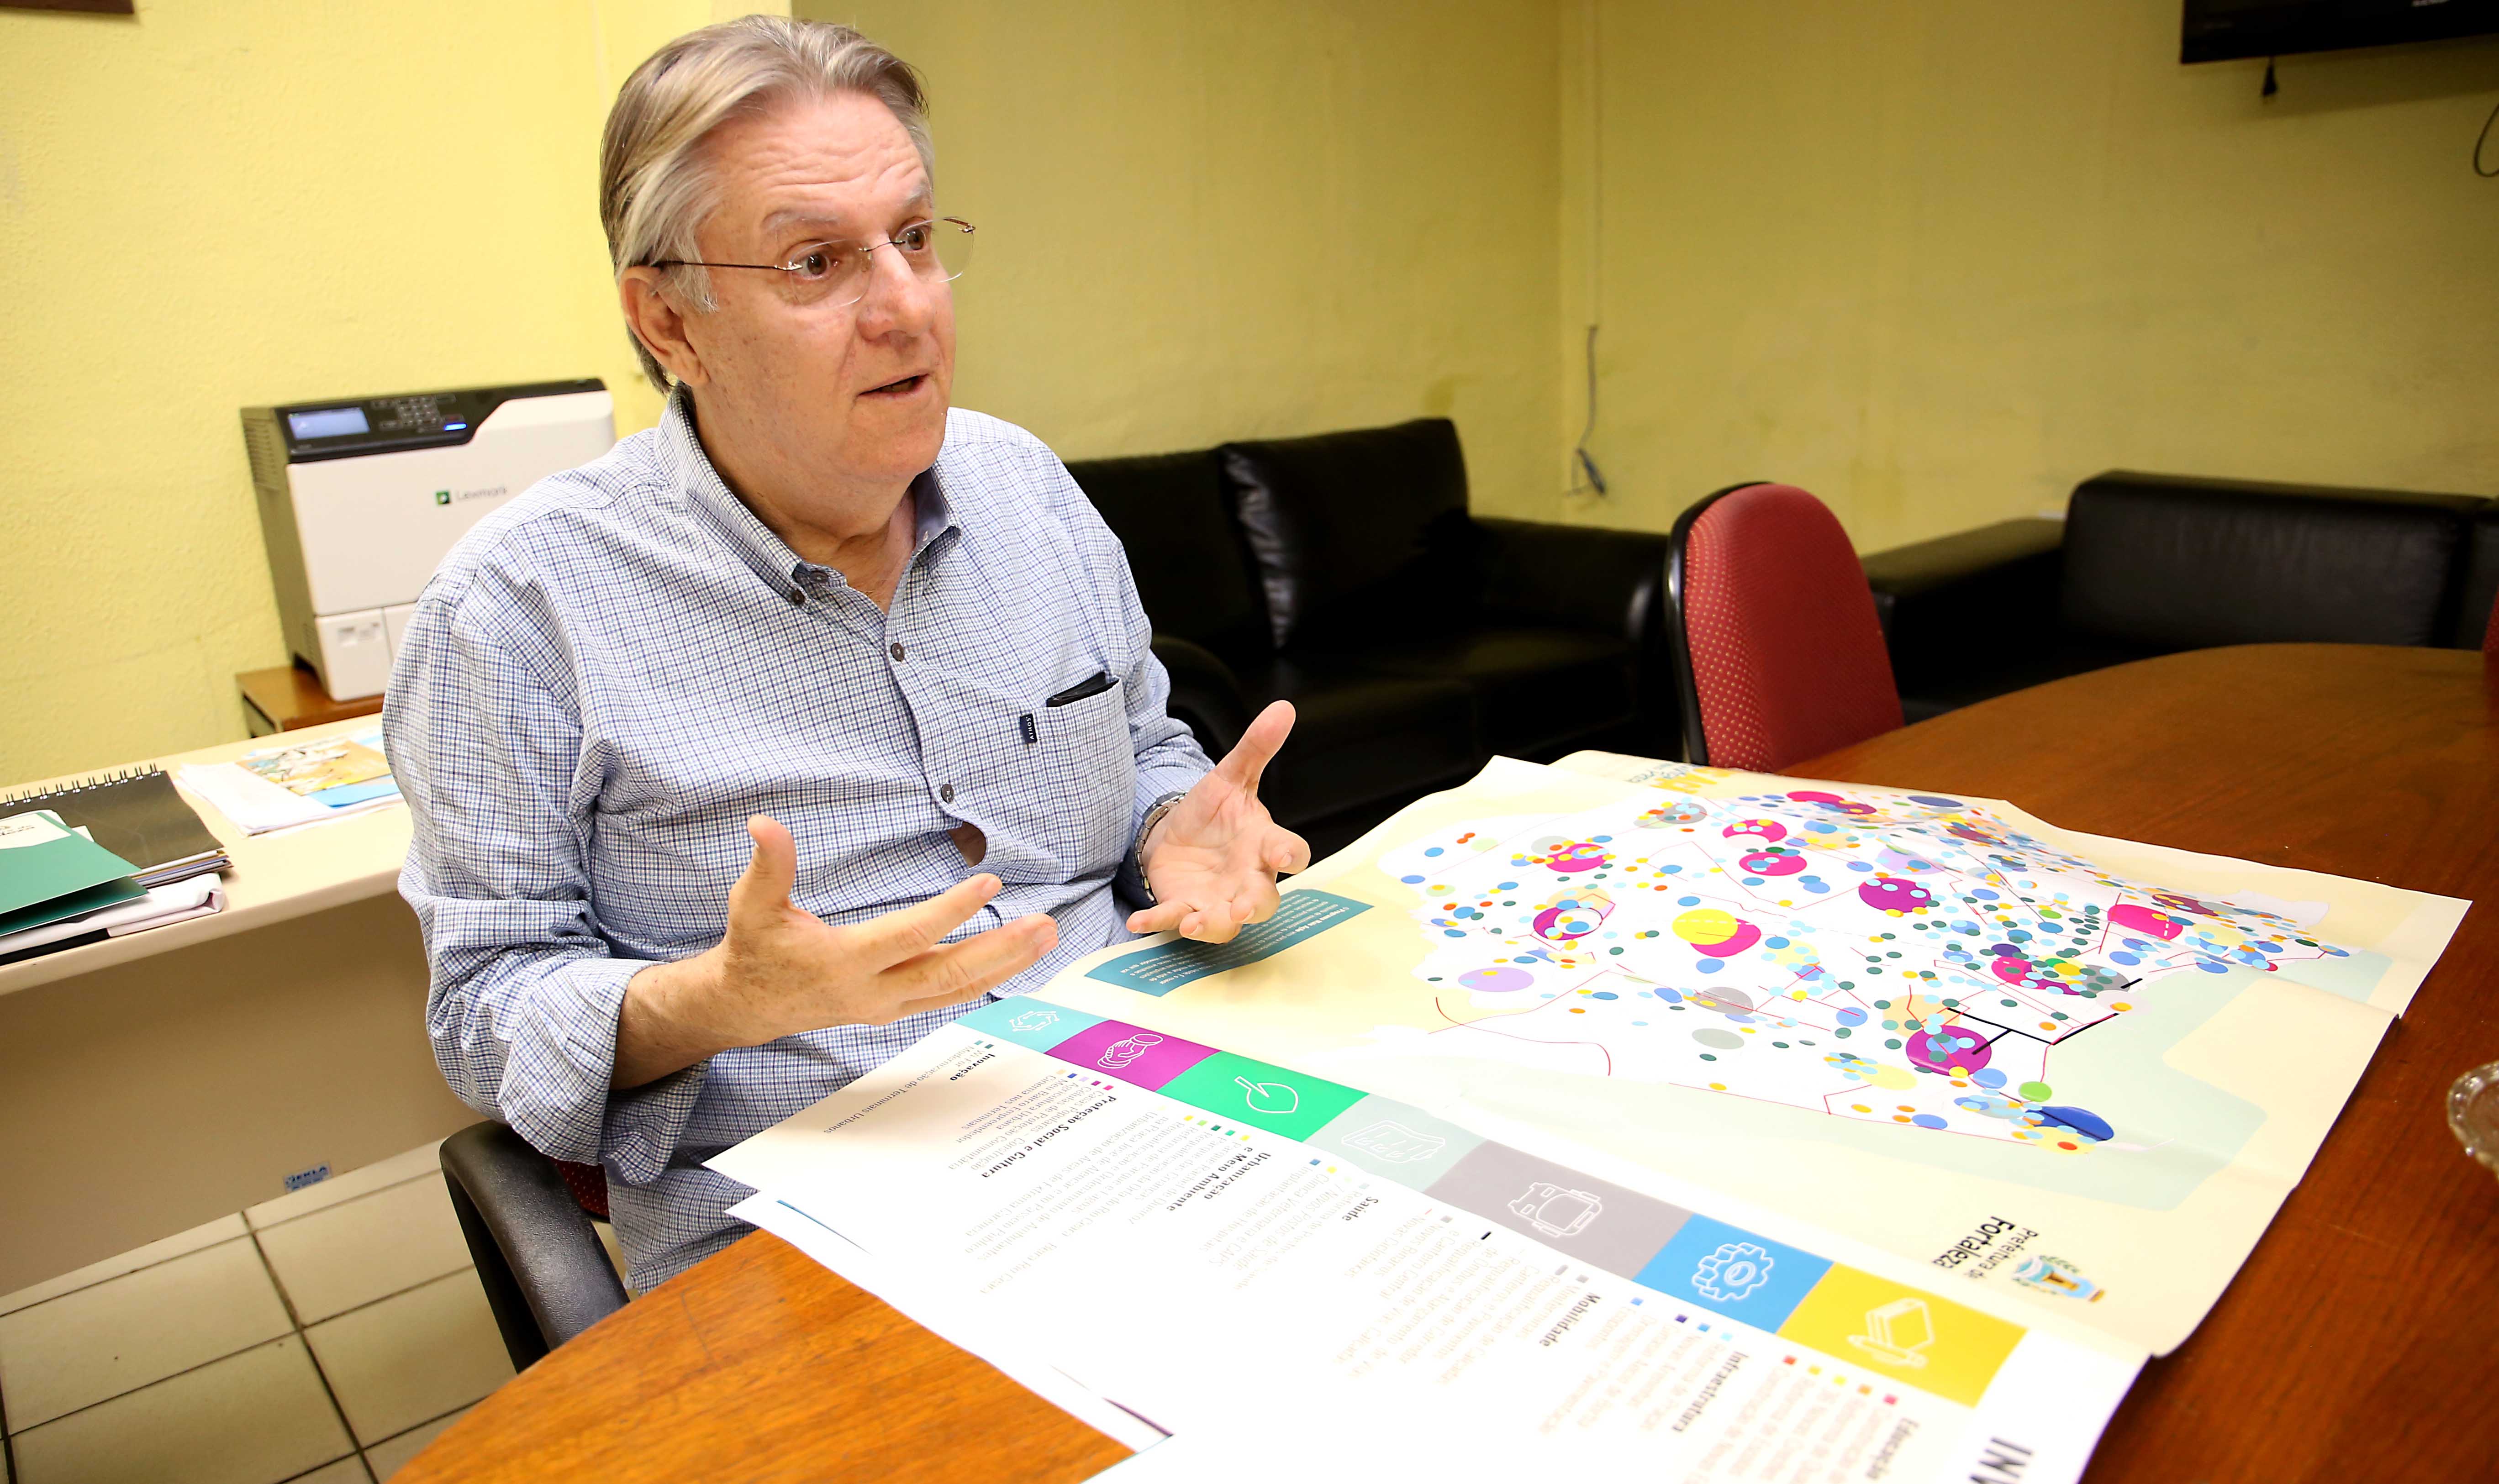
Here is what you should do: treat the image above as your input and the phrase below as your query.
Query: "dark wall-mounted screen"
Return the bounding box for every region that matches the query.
[2183,0,2499,63]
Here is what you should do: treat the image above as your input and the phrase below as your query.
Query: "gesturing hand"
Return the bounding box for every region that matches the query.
[1127,700,1311,943]
[614,816,1058,1089]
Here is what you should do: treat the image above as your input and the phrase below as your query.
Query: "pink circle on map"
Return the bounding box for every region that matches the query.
[1991,955,2035,986]
[1458,966,1536,993]
[1740,850,1807,877]
[1549,842,1606,874]
[1533,904,1604,939]
[1908,1026,1993,1075]
[1857,877,1935,914]
[1724,819,1787,843]
[1702,922,1763,957]
[2109,904,2185,940]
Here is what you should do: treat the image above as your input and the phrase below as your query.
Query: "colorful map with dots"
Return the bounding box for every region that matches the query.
[1371,773,2358,1158]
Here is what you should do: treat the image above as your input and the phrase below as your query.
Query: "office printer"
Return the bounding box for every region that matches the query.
[243,379,616,700]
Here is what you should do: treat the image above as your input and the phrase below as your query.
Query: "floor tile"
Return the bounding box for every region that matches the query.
[0,1213,250,1317]
[305,1272,513,1446]
[246,1141,446,1230]
[9,1335,355,1484]
[0,1236,291,1429]
[365,1405,470,1479]
[258,1175,473,1324]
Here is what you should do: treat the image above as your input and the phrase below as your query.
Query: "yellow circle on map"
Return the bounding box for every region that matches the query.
[1869,1064,1918,1091]
[1672,908,1742,946]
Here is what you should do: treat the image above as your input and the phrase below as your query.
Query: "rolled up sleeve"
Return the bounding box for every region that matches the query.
[385,583,700,1186]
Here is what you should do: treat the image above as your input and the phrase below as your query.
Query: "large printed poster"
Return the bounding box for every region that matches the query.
[1048,755,2468,1355]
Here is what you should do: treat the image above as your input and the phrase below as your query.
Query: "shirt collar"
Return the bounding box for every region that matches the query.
[663,386,962,600]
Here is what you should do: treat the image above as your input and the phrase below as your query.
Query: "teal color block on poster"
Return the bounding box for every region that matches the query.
[1085,889,1371,996]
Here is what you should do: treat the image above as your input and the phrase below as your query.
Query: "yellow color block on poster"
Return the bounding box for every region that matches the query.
[1779,1268,2024,1408]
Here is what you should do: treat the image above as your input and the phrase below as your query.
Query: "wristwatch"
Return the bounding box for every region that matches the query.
[1132,791,1189,905]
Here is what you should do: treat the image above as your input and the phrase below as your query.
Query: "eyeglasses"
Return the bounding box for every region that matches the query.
[651,217,975,306]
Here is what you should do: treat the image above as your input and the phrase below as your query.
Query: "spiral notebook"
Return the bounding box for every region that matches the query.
[0,767,230,890]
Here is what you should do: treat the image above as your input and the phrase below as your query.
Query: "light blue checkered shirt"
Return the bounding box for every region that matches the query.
[384,391,1210,1289]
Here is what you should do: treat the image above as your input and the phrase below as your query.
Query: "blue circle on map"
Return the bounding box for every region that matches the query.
[1401,874,1424,884]
[1837,1008,1868,1026]
[2036,1105,2113,1142]
[1911,1113,1948,1129]
[1678,895,1702,906]
[1971,1068,2007,1088]
[1591,991,1619,1000]
[1424,847,1444,856]
[1655,988,1684,1003]
[1847,861,1874,872]
[1909,795,1964,808]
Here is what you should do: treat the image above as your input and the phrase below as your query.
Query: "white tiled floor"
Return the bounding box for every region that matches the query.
[0,1138,551,1483]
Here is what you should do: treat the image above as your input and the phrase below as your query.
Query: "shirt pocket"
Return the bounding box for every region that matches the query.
[1018,679,1135,878]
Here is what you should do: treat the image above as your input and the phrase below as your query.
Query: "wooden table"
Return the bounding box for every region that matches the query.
[402,644,2499,1484]
[237,662,385,736]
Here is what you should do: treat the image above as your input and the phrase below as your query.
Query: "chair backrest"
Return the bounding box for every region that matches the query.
[440,1122,629,1371]
[1666,483,1902,771]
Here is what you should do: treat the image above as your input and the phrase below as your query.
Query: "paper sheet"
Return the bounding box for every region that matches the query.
[716,1010,2142,1483]
[1039,756,2469,1355]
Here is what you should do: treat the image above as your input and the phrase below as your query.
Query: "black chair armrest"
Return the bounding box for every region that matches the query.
[1151,634,1251,758]
[1471,517,1671,642]
[1861,518,2065,692]
[440,1122,628,1371]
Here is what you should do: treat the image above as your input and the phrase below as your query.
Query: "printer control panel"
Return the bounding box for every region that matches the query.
[263,378,605,463]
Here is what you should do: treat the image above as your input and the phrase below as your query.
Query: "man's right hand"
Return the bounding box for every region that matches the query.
[614,816,1060,1089]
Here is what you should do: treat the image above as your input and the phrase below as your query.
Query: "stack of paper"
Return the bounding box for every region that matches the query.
[176,728,399,835]
[0,810,145,936]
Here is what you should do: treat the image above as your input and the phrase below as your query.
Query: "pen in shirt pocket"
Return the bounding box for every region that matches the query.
[1023,670,1117,746]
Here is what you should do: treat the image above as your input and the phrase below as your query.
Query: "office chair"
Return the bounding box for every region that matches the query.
[2486,591,2499,655]
[441,1122,629,1371]
[1664,482,1903,771]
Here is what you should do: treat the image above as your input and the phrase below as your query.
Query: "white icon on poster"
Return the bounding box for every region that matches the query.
[1848,1298,1936,1369]
[1341,1120,1447,1163]
[1097,1032,1163,1069]
[1692,1242,1774,1302]
[1235,1076,1301,1115]
[1008,1010,1059,1033]
[1508,1182,1604,1238]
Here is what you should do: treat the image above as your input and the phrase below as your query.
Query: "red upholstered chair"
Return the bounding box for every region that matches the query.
[554,1158,611,1220]
[1665,482,1903,770]
[2485,590,2499,655]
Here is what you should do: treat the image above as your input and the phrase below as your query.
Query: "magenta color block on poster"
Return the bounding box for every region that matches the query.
[1045,1020,1220,1090]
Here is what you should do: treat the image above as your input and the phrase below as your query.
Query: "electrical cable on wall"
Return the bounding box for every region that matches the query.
[1571,0,1608,496]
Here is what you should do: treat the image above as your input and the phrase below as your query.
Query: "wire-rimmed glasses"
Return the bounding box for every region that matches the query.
[651,217,975,306]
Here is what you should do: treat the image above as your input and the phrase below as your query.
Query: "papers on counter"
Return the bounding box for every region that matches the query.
[0,873,227,963]
[175,728,400,834]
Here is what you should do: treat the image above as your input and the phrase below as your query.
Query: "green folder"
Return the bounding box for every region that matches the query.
[0,810,146,936]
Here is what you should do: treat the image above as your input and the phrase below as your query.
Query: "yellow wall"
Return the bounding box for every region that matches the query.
[6,0,2494,778]
[0,1,773,782]
[1571,1,2499,552]
[801,0,1565,507]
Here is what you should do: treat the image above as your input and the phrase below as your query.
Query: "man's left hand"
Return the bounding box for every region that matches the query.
[1128,700,1310,942]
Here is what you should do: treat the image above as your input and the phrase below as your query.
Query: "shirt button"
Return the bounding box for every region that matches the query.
[891,642,906,661]
[786,589,805,606]
[940,783,956,804]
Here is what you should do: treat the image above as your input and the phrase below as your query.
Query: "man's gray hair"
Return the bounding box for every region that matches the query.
[600,16,934,390]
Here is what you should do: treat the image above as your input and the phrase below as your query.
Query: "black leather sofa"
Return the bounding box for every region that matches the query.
[1068,419,1675,856]
[1865,470,2499,721]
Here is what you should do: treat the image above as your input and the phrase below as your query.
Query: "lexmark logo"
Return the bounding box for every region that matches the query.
[434,485,507,505]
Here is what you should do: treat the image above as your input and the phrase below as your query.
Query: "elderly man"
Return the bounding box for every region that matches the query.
[385,16,1304,1290]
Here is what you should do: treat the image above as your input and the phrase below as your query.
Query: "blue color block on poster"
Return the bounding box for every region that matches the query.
[955,995,1105,1052]
[1085,889,1371,996]
[1635,1215,1831,1333]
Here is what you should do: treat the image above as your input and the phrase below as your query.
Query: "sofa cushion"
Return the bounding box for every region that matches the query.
[1235,654,1477,826]
[1068,448,1269,663]
[2452,502,2499,649]
[1218,418,1471,651]
[2061,471,2483,651]
[1343,626,1637,758]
